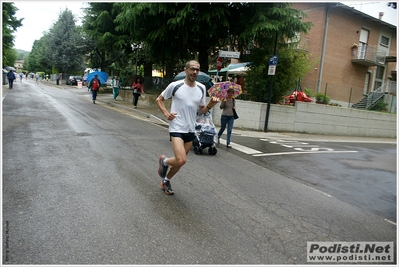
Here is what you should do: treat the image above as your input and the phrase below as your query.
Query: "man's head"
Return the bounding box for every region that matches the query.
[184,60,200,83]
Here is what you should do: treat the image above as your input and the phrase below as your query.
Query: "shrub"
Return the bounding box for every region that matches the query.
[370,99,388,111]
[303,88,313,97]
[315,92,330,104]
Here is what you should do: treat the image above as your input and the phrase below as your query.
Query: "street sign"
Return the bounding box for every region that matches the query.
[268,55,278,75]
[217,57,223,71]
[268,65,276,75]
[269,55,278,66]
[219,51,240,58]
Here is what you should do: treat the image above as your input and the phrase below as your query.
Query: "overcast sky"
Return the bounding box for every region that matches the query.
[12,1,398,52]
[13,1,88,51]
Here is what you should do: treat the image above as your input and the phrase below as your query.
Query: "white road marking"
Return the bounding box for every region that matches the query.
[294,147,334,151]
[282,144,316,148]
[253,150,358,157]
[222,137,359,156]
[384,218,396,226]
[219,139,262,155]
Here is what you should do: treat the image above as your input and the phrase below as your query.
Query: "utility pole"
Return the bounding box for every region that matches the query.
[264,3,282,132]
[264,33,279,132]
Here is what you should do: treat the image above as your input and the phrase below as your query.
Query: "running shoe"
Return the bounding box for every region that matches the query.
[158,155,169,178]
[160,180,174,195]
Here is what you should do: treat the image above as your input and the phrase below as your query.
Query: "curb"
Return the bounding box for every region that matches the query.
[102,99,169,125]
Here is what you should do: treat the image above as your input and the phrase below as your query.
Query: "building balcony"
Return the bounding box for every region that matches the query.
[351,45,386,67]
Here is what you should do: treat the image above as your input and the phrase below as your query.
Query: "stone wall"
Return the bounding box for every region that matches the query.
[119,90,396,138]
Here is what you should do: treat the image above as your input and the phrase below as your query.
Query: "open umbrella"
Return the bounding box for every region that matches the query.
[173,71,210,84]
[87,71,108,84]
[5,66,16,71]
[128,75,145,86]
[208,81,242,100]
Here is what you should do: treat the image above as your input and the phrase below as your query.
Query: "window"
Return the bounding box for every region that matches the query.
[373,66,385,91]
[376,66,385,80]
[380,36,389,46]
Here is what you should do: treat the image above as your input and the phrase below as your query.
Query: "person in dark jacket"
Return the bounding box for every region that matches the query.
[7,70,16,89]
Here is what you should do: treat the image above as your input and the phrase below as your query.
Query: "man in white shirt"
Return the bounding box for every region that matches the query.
[156,60,219,195]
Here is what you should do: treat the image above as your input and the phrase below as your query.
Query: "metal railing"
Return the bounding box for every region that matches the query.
[366,81,396,109]
[352,45,386,65]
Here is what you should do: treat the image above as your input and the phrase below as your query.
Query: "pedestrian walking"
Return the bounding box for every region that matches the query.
[7,70,16,89]
[111,75,120,100]
[88,74,101,104]
[131,77,144,108]
[35,73,40,84]
[155,60,220,195]
[19,72,23,82]
[217,89,236,148]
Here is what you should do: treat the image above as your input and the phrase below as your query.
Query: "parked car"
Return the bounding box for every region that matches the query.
[66,76,83,86]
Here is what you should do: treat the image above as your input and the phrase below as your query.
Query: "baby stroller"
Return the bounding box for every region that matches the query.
[193,110,217,155]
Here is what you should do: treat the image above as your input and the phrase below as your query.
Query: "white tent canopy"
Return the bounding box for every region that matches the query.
[226,66,249,76]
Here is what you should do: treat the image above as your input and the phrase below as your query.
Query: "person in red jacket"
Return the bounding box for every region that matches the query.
[131,77,144,108]
[88,75,101,104]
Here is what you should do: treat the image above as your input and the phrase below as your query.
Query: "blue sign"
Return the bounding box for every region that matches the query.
[269,55,278,66]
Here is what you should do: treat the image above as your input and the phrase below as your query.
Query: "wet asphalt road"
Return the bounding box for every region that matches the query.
[226,135,397,223]
[2,79,396,264]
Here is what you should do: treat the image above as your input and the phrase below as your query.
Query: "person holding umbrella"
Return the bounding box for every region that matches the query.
[217,88,237,148]
[131,77,144,108]
[156,60,220,195]
[7,70,16,89]
[88,74,101,104]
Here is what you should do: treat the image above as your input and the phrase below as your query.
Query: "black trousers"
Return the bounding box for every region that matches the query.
[8,79,14,89]
[133,92,141,106]
[91,89,98,100]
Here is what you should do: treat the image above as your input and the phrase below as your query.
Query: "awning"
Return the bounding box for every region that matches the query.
[208,62,252,75]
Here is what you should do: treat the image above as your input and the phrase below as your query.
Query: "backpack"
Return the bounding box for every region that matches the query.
[92,79,99,90]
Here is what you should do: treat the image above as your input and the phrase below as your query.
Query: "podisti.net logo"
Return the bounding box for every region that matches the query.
[307,242,394,263]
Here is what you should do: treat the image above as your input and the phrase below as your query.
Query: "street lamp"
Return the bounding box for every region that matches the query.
[131,43,142,75]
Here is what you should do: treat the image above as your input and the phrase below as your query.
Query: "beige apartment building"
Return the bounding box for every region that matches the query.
[292,2,396,109]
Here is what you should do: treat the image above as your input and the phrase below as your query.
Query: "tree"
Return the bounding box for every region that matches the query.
[114,3,312,98]
[26,36,52,73]
[47,9,85,73]
[114,3,232,78]
[245,48,314,103]
[2,2,23,66]
[26,9,84,74]
[234,3,313,103]
[86,3,312,103]
[82,2,132,73]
